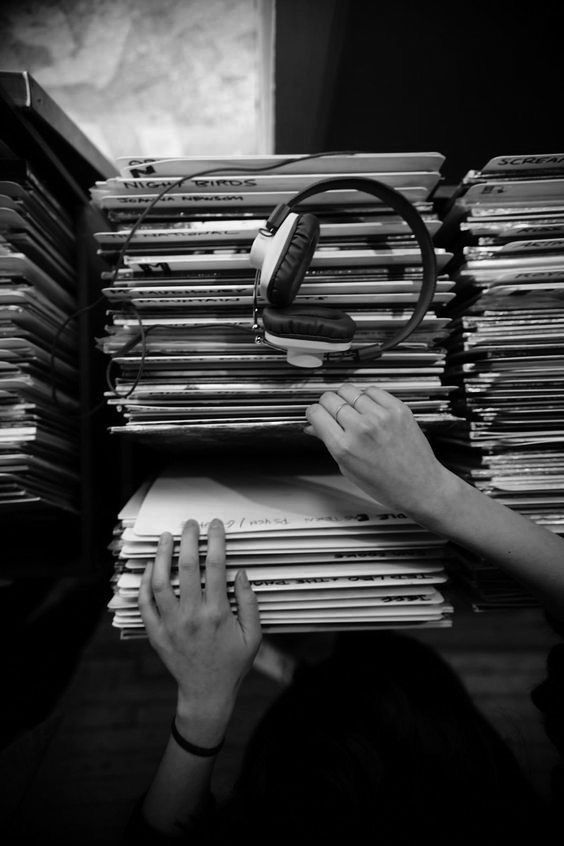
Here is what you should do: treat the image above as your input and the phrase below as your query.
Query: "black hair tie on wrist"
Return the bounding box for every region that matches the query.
[170,718,225,757]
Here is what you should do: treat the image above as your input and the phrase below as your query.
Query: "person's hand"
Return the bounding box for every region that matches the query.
[138,518,262,745]
[304,383,457,521]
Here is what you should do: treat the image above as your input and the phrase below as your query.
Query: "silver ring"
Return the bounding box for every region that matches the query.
[334,401,349,426]
[350,391,364,410]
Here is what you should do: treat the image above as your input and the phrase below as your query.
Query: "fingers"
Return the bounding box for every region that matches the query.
[234,569,262,647]
[138,560,161,637]
[305,386,359,442]
[152,532,178,616]
[338,382,400,412]
[363,384,404,410]
[335,383,366,410]
[305,402,343,449]
[178,519,202,612]
[308,386,399,433]
[204,519,229,609]
[306,384,408,447]
[318,390,360,429]
[338,383,410,423]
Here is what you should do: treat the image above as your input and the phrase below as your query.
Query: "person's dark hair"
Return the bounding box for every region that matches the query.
[206,632,549,844]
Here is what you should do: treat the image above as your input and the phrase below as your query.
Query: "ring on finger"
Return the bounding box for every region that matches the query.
[334,401,349,426]
[350,391,364,410]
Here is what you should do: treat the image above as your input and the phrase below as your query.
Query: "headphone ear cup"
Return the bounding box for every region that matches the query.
[262,306,356,368]
[262,306,356,343]
[265,213,320,307]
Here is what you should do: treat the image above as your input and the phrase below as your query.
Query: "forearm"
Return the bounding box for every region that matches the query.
[141,707,230,838]
[138,519,261,838]
[411,469,564,620]
[142,738,215,838]
[305,385,564,621]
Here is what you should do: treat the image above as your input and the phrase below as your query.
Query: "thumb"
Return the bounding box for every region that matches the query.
[234,569,262,647]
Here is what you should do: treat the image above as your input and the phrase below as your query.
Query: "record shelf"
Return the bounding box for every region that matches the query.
[0,71,120,576]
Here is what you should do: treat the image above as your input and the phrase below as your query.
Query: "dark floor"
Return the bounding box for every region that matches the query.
[0,598,561,845]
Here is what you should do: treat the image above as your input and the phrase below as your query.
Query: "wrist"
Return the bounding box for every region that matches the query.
[407,466,465,532]
[175,698,233,747]
[170,717,225,757]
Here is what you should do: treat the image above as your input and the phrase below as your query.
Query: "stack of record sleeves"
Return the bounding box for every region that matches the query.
[0,146,78,513]
[108,466,453,639]
[436,152,564,608]
[90,152,459,448]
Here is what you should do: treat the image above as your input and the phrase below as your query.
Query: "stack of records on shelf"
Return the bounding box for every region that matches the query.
[90,152,458,449]
[0,147,78,513]
[436,152,564,609]
[108,466,453,638]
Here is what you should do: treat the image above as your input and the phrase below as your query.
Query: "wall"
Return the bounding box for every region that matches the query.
[0,0,274,165]
[323,0,564,182]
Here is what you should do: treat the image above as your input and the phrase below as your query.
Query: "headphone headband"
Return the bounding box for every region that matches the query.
[267,177,437,360]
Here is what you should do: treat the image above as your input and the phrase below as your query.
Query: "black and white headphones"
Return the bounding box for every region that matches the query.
[52,158,439,415]
[249,176,437,368]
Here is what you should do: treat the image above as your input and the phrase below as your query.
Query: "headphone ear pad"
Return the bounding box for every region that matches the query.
[262,306,356,343]
[265,213,320,307]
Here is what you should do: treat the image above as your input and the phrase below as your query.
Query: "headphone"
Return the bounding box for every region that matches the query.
[51,159,440,416]
[249,176,437,367]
